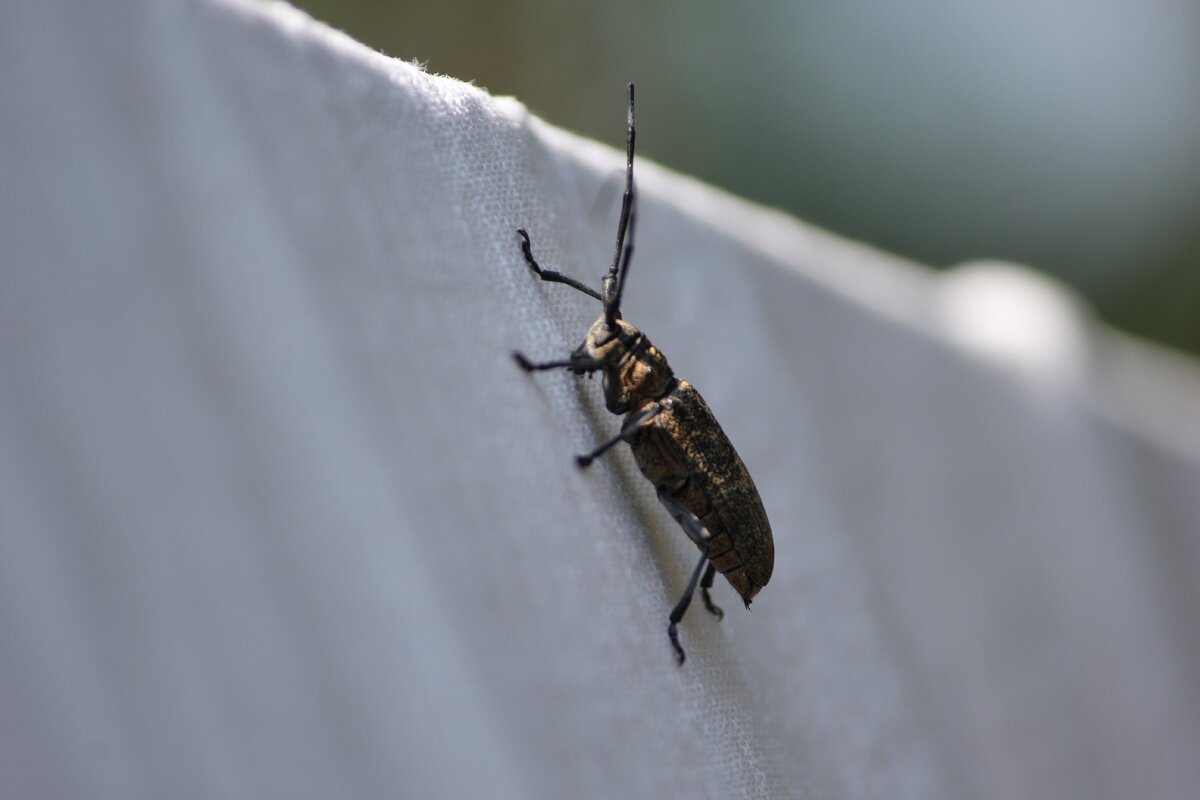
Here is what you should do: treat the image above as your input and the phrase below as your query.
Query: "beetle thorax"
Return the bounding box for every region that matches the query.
[577,316,675,414]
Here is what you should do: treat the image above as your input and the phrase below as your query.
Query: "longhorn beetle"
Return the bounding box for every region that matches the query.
[512,84,774,664]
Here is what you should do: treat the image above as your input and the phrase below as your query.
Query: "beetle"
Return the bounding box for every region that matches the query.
[512,83,773,664]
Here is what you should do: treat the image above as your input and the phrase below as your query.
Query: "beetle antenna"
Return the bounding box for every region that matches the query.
[604,83,636,328]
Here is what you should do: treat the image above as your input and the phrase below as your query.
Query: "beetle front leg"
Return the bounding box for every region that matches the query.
[512,352,604,374]
[512,353,575,372]
[517,229,604,301]
[576,402,661,467]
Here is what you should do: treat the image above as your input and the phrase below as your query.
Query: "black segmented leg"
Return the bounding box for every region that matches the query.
[576,403,661,467]
[657,489,724,662]
[517,229,604,301]
[656,488,708,549]
[512,353,575,372]
[700,562,724,620]
[512,351,605,375]
[668,551,709,665]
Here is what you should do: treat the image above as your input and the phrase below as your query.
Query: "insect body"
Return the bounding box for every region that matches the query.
[512,84,773,664]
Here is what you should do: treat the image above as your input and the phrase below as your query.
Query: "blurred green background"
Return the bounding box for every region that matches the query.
[294,0,1200,358]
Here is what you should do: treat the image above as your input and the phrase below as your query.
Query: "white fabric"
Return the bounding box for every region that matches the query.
[3,2,1199,798]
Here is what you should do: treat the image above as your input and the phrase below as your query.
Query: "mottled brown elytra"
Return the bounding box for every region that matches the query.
[512,84,773,665]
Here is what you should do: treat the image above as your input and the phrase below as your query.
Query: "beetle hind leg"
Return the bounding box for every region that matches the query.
[668,551,709,665]
[657,488,726,663]
[700,562,724,620]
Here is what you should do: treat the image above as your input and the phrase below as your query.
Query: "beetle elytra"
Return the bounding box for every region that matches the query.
[513,84,773,665]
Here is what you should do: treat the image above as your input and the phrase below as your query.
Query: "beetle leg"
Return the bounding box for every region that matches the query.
[655,488,708,548]
[657,488,725,628]
[700,562,724,620]
[668,551,708,665]
[657,490,724,619]
[512,353,575,371]
[576,403,661,467]
[517,229,604,301]
[512,351,605,374]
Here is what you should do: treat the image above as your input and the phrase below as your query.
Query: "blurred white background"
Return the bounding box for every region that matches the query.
[295,0,1200,358]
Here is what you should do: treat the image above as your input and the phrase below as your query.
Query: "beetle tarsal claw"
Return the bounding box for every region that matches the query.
[701,589,724,620]
[668,622,686,665]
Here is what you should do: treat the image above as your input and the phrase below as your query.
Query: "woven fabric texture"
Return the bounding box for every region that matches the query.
[2,2,1199,798]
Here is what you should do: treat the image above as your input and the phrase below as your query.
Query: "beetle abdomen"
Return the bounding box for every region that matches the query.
[628,381,774,604]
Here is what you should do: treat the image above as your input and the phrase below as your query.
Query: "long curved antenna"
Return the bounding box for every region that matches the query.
[611,204,636,322]
[604,83,636,328]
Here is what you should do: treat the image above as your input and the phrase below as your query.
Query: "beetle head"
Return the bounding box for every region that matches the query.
[573,314,674,414]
